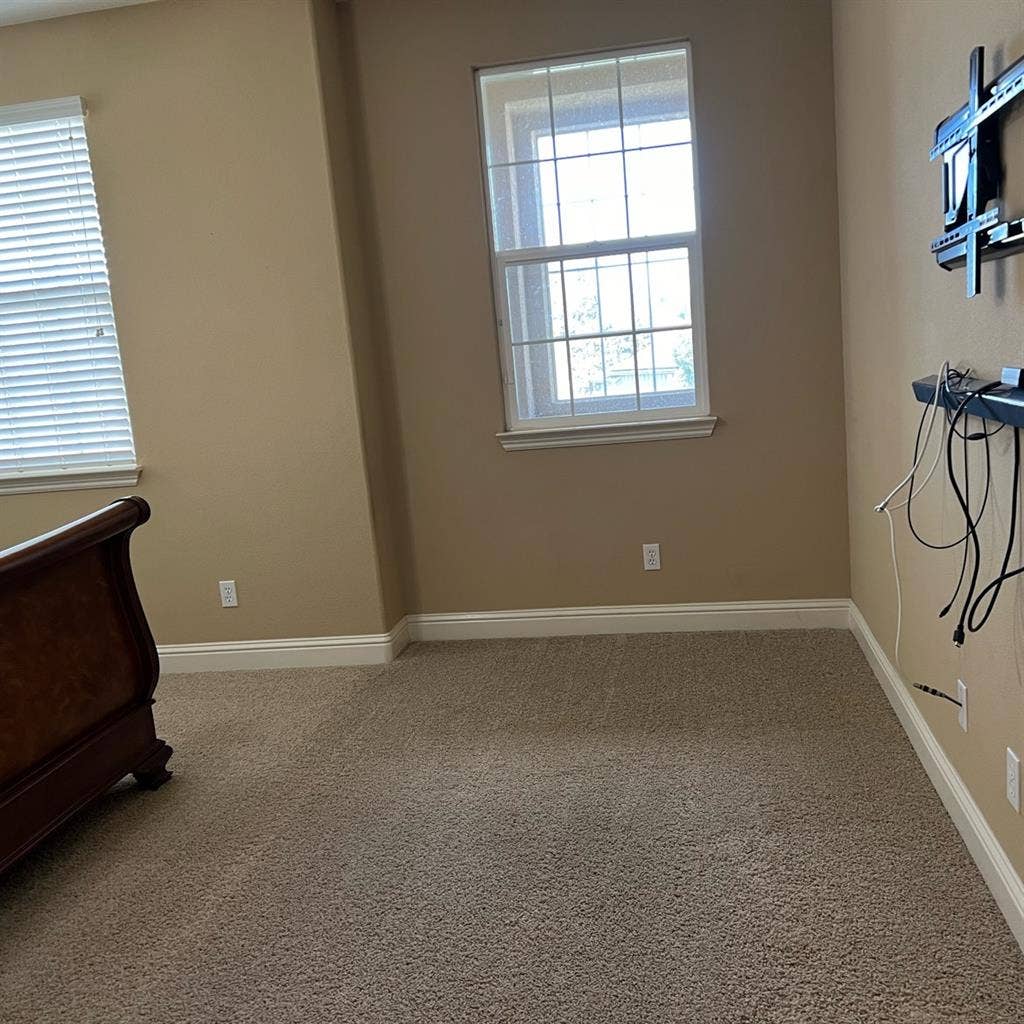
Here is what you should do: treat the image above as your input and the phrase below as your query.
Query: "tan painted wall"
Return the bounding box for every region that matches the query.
[0,0,850,645]
[348,0,850,614]
[0,0,388,642]
[310,0,412,629]
[834,0,1024,876]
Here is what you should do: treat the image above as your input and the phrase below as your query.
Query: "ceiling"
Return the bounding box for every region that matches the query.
[0,0,160,28]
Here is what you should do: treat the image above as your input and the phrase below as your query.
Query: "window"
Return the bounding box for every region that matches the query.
[0,96,137,494]
[477,43,714,449]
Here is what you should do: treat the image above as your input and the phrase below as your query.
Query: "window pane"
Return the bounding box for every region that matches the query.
[630,248,692,330]
[638,329,696,410]
[623,118,691,149]
[569,335,638,414]
[480,68,552,166]
[550,59,621,158]
[620,51,690,147]
[626,144,695,236]
[563,254,632,336]
[568,337,604,400]
[602,335,639,398]
[505,261,565,342]
[557,152,627,244]
[513,340,571,418]
[489,161,559,250]
[569,335,638,415]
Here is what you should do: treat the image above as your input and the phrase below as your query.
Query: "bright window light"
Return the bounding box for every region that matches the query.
[477,43,709,430]
[0,96,137,487]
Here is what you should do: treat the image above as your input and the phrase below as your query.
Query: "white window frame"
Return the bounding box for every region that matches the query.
[476,41,716,450]
[0,95,139,494]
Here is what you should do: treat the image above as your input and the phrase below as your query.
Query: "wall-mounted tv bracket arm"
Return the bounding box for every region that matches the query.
[931,46,1024,297]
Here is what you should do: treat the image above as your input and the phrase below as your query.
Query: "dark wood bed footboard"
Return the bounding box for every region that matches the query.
[0,497,171,875]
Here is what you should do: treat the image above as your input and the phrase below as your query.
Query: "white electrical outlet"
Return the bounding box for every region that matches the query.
[1007,748,1021,813]
[642,543,661,571]
[218,579,238,608]
[957,679,968,732]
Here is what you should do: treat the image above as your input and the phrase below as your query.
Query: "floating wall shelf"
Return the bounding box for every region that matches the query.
[913,375,1024,429]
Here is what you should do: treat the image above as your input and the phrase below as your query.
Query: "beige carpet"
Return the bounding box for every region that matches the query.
[1,630,1022,1022]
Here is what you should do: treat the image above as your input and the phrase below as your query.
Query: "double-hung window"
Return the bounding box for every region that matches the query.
[0,96,137,494]
[477,43,714,449]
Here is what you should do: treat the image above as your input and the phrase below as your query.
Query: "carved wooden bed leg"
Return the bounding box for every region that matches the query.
[133,742,174,790]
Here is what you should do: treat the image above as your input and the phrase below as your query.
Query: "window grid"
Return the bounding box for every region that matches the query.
[503,240,695,400]
[613,58,643,410]
[478,42,709,431]
[543,70,575,415]
[556,247,574,415]
[487,139,692,172]
[506,249,694,409]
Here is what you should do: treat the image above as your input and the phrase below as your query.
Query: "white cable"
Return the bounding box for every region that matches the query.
[874,361,951,670]
[882,505,903,669]
[887,406,948,512]
[875,360,949,513]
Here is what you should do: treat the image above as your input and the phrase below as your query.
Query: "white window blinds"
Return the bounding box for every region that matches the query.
[0,96,136,486]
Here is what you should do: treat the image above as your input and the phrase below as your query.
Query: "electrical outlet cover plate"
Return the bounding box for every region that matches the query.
[1007,748,1021,813]
[957,679,967,732]
[642,543,661,571]
[219,580,238,608]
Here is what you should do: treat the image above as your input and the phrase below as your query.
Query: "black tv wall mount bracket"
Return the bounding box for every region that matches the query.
[931,46,1024,297]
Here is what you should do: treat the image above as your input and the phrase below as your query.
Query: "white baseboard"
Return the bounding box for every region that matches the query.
[406,598,850,641]
[158,599,848,673]
[848,602,1024,954]
[158,618,410,673]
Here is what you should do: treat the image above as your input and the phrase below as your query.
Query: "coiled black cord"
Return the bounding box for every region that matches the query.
[943,382,1004,645]
[902,373,1010,647]
[906,373,995,552]
[967,425,1022,632]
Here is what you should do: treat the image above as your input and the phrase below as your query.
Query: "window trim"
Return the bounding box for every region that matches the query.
[496,415,716,451]
[476,40,714,447]
[0,464,140,497]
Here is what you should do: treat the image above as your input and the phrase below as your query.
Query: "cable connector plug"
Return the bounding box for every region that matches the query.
[913,683,963,707]
[952,624,965,648]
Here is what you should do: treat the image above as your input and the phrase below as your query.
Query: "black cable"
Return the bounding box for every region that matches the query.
[967,425,1022,632]
[965,546,1024,618]
[896,369,1017,646]
[939,407,1004,617]
[946,392,981,644]
[900,372,977,626]
[943,369,1007,438]
[944,382,1005,645]
[939,415,972,620]
[967,387,1008,436]
[939,366,961,422]
[906,378,996,552]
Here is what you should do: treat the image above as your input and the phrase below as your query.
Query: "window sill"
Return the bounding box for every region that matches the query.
[496,416,717,451]
[0,465,141,496]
